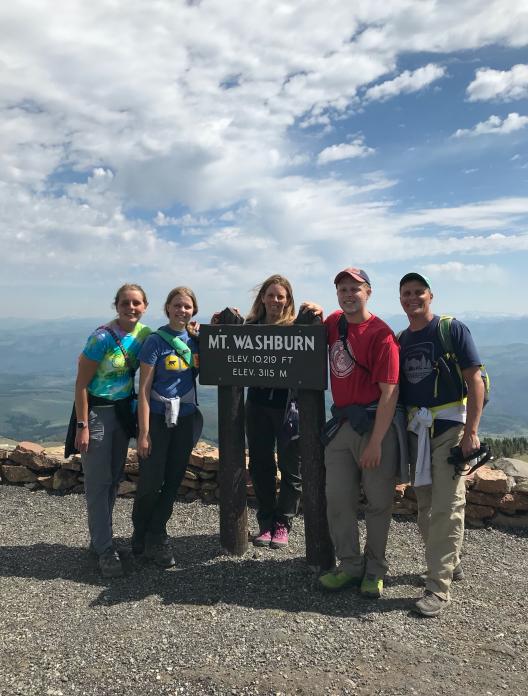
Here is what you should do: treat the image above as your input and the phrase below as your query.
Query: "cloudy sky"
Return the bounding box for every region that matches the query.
[2,0,528,322]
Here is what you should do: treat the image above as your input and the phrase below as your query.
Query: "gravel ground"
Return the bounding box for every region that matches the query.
[0,485,526,696]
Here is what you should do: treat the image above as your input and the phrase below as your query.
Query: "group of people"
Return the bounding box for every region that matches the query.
[73,268,485,618]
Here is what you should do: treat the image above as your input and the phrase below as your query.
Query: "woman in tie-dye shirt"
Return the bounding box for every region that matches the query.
[74,284,151,578]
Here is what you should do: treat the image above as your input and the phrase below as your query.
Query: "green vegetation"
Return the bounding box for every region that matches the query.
[486,436,528,459]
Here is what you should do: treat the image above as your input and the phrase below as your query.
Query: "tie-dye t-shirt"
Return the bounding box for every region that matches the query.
[83,321,151,400]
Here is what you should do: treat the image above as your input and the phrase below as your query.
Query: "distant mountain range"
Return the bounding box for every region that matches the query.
[0,315,527,443]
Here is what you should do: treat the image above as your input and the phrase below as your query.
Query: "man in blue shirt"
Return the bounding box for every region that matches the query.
[398,272,485,617]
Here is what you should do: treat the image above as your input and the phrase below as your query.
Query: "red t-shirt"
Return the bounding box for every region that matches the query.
[325,311,399,407]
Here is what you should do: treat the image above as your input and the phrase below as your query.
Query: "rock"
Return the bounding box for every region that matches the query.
[491,457,528,479]
[513,479,528,493]
[24,482,40,491]
[189,452,204,468]
[200,480,217,491]
[37,476,55,489]
[394,484,408,499]
[70,484,85,494]
[53,469,79,491]
[10,442,52,471]
[1,464,38,483]
[200,490,216,503]
[182,477,201,490]
[392,500,417,515]
[466,490,503,507]
[0,447,15,460]
[123,448,139,474]
[198,470,216,480]
[117,480,137,496]
[472,467,510,494]
[492,511,528,530]
[404,486,417,501]
[496,492,528,513]
[184,468,199,481]
[184,489,200,502]
[465,503,495,520]
[60,456,82,472]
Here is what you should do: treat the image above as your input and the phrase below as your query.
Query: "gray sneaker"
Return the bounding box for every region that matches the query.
[414,591,451,617]
[98,548,124,578]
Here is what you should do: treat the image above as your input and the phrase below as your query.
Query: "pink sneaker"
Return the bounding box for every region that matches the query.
[253,529,272,547]
[270,523,289,549]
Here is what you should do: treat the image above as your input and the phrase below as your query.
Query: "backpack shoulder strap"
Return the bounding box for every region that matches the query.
[337,313,369,373]
[97,324,134,373]
[437,315,455,355]
[154,329,193,368]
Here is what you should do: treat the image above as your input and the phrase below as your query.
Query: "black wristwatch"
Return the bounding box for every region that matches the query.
[77,421,87,429]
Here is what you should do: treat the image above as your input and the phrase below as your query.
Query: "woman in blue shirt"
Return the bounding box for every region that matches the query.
[131,286,201,567]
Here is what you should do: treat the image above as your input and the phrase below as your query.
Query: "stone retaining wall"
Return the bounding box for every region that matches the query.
[1,441,528,530]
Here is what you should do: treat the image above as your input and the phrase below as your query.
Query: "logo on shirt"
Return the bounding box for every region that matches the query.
[165,354,187,371]
[402,342,434,384]
[329,340,354,378]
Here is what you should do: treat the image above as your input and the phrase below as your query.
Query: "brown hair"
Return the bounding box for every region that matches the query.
[164,286,199,319]
[113,283,148,308]
[245,274,295,326]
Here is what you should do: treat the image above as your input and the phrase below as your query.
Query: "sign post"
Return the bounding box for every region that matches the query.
[201,313,334,569]
[294,311,335,571]
[214,309,248,556]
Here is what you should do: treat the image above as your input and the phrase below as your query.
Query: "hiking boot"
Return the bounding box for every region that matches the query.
[145,537,175,568]
[253,529,272,547]
[270,523,289,549]
[419,563,464,584]
[360,574,383,599]
[98,548,124,578]
[319,570,362,592]
[414,590,451,617]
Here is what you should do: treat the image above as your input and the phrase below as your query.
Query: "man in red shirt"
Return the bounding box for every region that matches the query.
[319,268,400,598]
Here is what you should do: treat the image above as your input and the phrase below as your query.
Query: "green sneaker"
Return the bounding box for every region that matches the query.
[318,570,362,592]
[360,574,383,598]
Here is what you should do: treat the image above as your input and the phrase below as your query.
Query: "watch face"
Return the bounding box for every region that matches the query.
[77,421,86,429]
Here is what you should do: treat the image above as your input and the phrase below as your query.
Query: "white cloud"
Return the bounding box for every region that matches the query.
[317,138,374,164]
[364,63,446,102]
[467,64,528,101]
[453,112,528,137]
[422,261,503,282]
[2,1,528,317]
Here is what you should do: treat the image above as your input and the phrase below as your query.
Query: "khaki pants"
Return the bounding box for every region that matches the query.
[409,425,465,600]
[324,421,398,578]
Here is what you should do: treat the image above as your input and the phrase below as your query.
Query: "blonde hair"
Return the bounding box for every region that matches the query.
[246,274,295,326]
[113,283,148,308]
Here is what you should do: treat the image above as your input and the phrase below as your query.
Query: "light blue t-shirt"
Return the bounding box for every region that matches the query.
[83,321,151,400]
[139,326,199,416]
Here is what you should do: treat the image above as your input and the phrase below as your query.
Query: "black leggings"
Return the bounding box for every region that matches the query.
[132,412,194,540]
[245,399,302,531]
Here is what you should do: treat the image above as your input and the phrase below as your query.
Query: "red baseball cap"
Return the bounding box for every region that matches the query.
[334,267,371,286]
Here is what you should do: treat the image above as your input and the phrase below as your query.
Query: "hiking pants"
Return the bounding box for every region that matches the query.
[81,406,129,555]
[325,420,398,578]
[409,424,466,600]
[132,412,194,542]
[245,399,302,532]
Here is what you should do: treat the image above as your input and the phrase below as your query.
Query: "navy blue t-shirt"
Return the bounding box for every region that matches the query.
[139,325,198,416]
[399,316,481,433]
